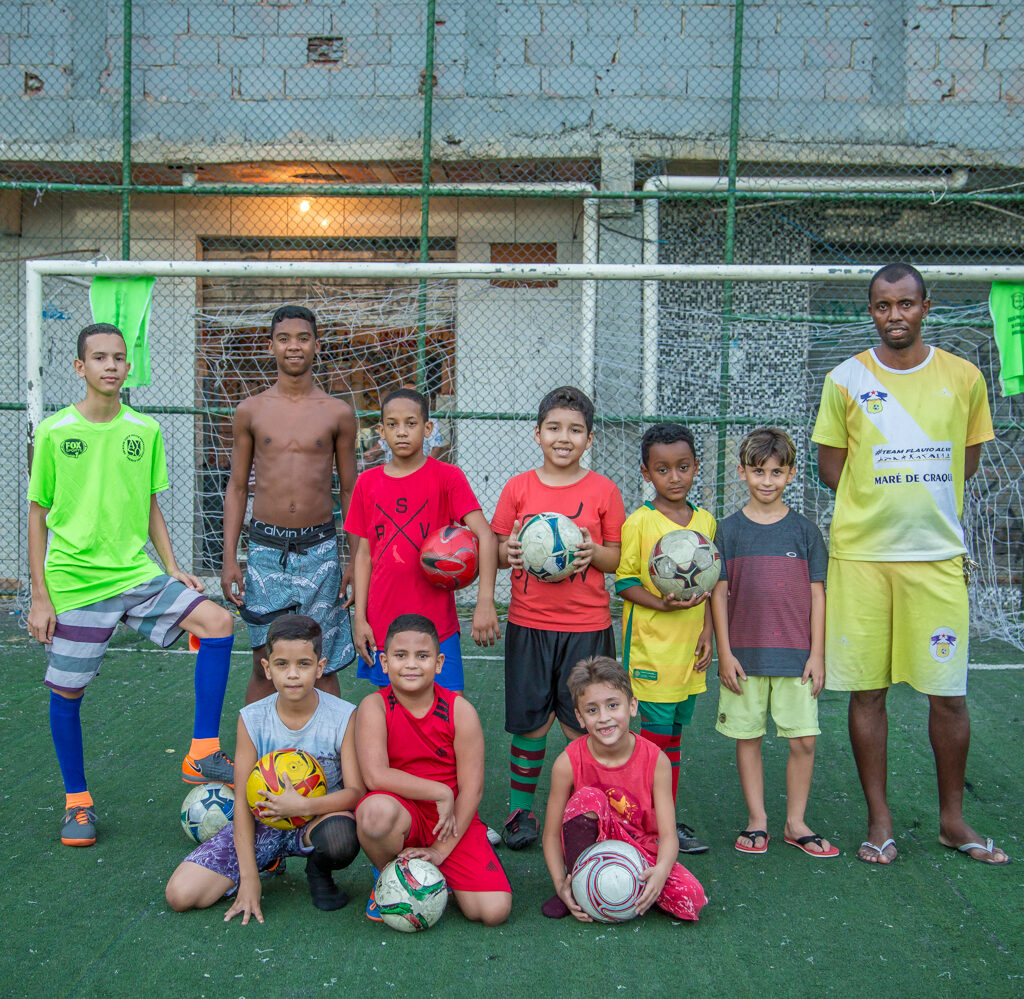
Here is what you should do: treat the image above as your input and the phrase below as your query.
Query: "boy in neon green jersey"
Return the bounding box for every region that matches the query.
[27,324,236,847]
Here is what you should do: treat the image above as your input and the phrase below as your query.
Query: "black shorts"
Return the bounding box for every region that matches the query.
[504,622,616,735]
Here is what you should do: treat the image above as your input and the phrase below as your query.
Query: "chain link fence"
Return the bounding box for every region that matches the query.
[3,1,1023,645]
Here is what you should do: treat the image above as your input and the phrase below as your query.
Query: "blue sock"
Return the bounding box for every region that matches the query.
[49,691,87,794]
[192,635,233,740]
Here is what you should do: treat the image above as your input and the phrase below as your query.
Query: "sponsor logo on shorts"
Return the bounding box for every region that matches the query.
[718,713,727,724]
[929,627,958,663]
[122,435,145,461]
[859,388,888,414]
[60,438,87,457]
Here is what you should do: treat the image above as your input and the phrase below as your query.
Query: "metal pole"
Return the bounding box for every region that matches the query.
[716,0,745,516]
[121,0,132,259]
[416,0,437,394]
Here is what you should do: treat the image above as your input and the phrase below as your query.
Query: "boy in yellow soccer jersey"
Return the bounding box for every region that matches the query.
[614,423,713,854]
[813,263,1007,866]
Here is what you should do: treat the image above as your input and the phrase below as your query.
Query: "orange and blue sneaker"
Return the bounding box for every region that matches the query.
[182,749,235,787]
[61,805,96,847]
[366,864,382,921]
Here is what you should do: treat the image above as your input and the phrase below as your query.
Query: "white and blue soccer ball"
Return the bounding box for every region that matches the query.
[518,512,585,582]
[180,782,235,844]
[570,839,647,923]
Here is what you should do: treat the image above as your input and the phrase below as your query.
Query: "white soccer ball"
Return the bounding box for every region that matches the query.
[180,782,235,844]
[374,857,448,932]
[648,529,721,600]
[518,511,585,582]
[570,839,648,923]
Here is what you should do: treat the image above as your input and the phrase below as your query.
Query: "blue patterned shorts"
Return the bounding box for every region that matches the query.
[243,532,354,674]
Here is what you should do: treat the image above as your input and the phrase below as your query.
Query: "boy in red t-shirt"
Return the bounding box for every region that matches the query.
[491,386,626,850]
[345,388,500,693]
[541,656,706,921]
[355,614,511,926]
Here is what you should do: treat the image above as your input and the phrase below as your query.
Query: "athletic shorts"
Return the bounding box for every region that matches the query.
[44,575,205,692]
[824,557,968,697]
[244,528,354,674]
[183,820,310,896]
[715,675,820,739]
[360,631,464,690]
[637,697,697,730]
[504,622,616,735]
[361,791,510,894]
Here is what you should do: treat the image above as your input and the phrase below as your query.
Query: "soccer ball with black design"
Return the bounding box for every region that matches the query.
[374,857,448,932]
[518,511,584,582]
[648,529,721,600]
[419,524,479,590]
[245,748,327,831]
[570,839,647,923]
[180,782,235,844]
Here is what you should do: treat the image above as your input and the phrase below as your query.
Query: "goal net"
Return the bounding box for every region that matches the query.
[19,261,1024,652]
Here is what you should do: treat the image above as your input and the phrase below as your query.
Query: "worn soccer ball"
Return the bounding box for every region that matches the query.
[180,782,235,844]
[419,524,479,590]
[648,529,721,600]
[374,857,448,932]
[245,748,327,831]
[518,511,584,582]
[570,839,647,923]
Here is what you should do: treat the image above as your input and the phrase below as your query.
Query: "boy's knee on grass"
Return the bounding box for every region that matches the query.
[165,861,231,912]
[455,890,512,926]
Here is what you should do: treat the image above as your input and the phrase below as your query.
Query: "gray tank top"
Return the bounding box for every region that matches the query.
[240,692,356,792]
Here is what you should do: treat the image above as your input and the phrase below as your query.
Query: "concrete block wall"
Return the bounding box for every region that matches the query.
[0,1,1021,166]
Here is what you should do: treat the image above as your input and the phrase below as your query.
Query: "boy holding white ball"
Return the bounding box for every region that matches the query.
[614,423,715,854]
[165,615,364,921]
[492,386,626,850]
[541,656,707,921]
[710,428,836,858]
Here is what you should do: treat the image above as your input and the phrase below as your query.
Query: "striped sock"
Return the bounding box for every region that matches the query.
[509,734,546,813]
[640,726,681,802]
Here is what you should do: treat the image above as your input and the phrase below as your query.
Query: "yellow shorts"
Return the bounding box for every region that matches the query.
[824,557,968,697]
[715,675,820,740]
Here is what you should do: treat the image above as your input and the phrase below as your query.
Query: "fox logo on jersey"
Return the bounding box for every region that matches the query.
[60,438,87,458]
[859,389,888,414]
[929,628,958,663]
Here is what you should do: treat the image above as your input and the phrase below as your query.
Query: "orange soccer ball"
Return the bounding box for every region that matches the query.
[245,748,327,830]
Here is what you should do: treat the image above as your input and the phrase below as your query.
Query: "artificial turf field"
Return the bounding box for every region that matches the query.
[2,605,1021,999]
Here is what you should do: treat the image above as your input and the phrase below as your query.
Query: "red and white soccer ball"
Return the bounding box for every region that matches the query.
[648,529,721,600]
[570,839,647,923]
[419,524,480,590]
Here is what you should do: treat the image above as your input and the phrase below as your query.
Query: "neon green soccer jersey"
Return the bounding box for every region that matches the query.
[27,404,169,613]
[811,346,994,562]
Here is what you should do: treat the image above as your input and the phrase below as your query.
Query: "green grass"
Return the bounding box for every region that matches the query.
[1,608,1021,999]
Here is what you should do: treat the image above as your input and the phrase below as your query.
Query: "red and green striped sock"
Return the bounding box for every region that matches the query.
[509,734,547,813]
[640,726,682,803]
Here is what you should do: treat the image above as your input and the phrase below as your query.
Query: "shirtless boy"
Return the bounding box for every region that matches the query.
[221,305,358,702]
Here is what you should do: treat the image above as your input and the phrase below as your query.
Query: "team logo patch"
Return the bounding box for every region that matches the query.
[122,435,145,461]
[859,389,888,414]
[60,438,87,458]
[929,628,958,663]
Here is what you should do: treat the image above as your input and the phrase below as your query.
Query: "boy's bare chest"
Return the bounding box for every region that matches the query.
[250,402,337,457]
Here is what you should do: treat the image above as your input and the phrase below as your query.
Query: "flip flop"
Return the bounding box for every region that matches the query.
[942,837,1010,865]
[735,829,769,854]
[857,838,897,865]
[785,833,840,858]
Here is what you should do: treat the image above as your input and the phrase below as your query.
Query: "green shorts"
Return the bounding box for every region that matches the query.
[637,697,697,729]
[715,675,819,740]
[824,557,968,697]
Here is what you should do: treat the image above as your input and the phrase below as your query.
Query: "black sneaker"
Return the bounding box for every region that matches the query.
[502,809,539,850]
[676,822,710,854]
[305,857,349,911]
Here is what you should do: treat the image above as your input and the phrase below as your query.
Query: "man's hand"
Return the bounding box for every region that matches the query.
[353,617,376,666]
[557,873,592,922]
[338,563,354,609]
[220,559,245,607]
[431,788,457,841]
[471,603,501,646]
[802,654,825,698]
[693,626,713,672]
[635,865,670,916]
[252,774,309,823]
[504,520,524,570]
[399,845,445,868]
[571,527,595,573]
[27,596,57,644]
[224,878,264,925]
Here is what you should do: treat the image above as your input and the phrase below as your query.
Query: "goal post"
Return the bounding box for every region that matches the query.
[21,258,1024,650]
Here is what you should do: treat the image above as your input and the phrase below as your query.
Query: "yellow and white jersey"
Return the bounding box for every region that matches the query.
[811,346,994,561]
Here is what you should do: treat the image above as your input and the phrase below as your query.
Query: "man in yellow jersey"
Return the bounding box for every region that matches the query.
[813,263,1008,866]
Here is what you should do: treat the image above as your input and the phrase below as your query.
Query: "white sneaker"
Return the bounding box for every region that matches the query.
[486,825,502,847]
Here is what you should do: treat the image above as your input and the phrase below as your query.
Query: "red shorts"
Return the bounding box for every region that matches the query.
[363,791,510,893]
